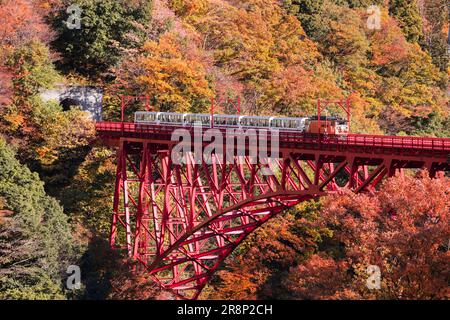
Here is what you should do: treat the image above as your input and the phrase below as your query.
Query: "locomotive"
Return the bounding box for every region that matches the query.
[134,112,350,136]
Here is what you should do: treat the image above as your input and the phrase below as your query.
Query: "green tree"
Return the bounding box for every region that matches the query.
[284,1,370,71]
[282,0,384,36]
[8,41,61,104]
[51,0,152,76]
[389,0,424,43]
[282,0,326,36]
[0,139,79,299]
[420,0,449,71]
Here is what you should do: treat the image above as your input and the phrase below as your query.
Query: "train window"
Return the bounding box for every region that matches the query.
[136,112,158,123]
[148,113,157,122]
[201,116,210,125]
[242,117,268,127]
[258,118,269,127]
[214,116,238,126]
[185,115,196,124]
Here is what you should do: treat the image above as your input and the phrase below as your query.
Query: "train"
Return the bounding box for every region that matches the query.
[134,112,350,135]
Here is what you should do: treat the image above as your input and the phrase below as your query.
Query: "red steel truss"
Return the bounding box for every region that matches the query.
[96,122,450,300]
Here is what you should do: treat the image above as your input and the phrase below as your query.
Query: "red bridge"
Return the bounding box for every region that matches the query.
[95,121,450,299]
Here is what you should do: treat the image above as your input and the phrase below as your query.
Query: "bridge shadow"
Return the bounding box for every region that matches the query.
[78,237,174,300]
[78,236,124,300]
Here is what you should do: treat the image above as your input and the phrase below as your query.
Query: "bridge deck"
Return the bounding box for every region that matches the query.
[95,122,450,154]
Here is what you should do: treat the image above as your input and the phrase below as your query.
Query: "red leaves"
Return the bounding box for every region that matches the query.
[369,14,408,67]
[0,0,51,47]
[283,254,356,300]
[307,173,450,299]
[208,174,449,300]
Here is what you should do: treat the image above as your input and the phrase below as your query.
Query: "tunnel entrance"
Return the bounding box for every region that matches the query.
[60,98,81,111]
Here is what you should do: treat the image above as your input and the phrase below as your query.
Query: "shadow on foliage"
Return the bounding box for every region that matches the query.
[78,236,125,300]
[30,145,92,197]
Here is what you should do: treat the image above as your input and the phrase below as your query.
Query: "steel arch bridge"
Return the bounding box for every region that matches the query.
[95,121,450,300]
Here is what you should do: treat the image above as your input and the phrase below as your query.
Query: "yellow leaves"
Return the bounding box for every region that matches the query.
[29,99,95,165]
[347,92,383,134]
[273,24,319,66]
[260,64,343,116]
[36,145,56,165]
[134,32,213,112]
[175,0,319,83]
[169,0,209,18]
[142,34,182,60]
[3,112,25,130]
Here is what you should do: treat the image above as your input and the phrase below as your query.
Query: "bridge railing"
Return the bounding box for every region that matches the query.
[95,122,450,152]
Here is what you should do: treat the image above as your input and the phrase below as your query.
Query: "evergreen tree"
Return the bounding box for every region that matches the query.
[389,0,424,43]
[51,0,152,76]
[283,0,384,37]
[421,0,449,71]
[0,139,78,299]
[282,0,325,36]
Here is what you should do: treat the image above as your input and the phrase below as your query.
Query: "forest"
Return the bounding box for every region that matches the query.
[0,0,448,300]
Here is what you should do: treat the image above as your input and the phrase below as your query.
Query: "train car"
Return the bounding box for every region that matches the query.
[213,114,241,127]
[135,111,159,123]
[239,116,271,128]
[184,114,211,126]
[271,117,308,131]
[158,112,185,124]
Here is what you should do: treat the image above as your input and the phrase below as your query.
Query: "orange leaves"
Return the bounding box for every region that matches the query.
[127,32,213,113]
[283,254,356,300]
[0,0,50,47]
[272,14,319,67]
[368,12,409,67]
[205,205,331,299]
[317,173,450,299]
[260,64,343,116]
[169,0,209,18]
[175,0,320,83]
[208,174,449,300]
[3,112,25,131]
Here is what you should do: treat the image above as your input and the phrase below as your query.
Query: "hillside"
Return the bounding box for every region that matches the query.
[0,0,448,300]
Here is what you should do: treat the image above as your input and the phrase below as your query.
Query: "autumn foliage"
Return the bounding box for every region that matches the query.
[0,0,449,301]
[0,0,50,48]
[205,173,450,300]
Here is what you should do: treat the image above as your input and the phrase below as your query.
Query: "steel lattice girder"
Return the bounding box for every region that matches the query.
[109,139,449,300]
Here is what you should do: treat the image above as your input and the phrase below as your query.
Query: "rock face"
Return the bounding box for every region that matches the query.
[40,85,103,121]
